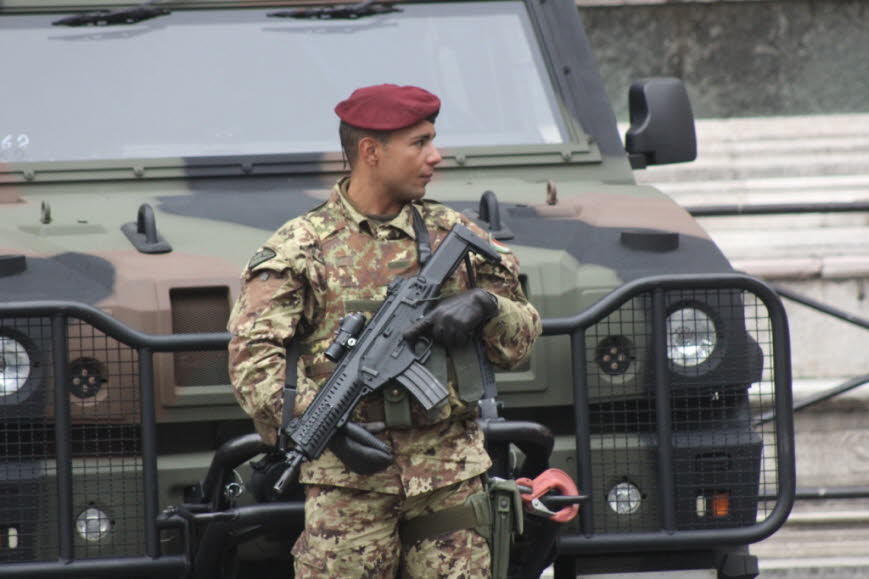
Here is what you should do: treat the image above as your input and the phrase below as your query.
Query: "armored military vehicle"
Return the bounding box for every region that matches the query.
[0,0,794,577]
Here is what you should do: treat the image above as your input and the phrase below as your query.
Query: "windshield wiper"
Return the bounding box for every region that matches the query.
[268,0,401,20]
[52,1,170,27]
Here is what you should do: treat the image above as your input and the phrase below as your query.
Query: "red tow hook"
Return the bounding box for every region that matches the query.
[516,468,585,523]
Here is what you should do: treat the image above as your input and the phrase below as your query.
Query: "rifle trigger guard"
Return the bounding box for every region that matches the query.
[411,335,433,364]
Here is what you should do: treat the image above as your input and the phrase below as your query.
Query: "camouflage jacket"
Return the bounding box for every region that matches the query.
[228,178,541,495]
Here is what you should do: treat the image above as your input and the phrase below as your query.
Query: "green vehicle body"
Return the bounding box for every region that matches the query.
[0,1,794,577]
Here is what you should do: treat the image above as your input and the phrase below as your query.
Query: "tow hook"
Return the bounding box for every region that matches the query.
[516,468,587,523]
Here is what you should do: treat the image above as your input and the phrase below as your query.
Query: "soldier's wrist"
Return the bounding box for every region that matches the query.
[479,289,499,321]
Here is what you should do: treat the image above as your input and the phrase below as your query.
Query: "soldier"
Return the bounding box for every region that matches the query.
[228,84,541,578]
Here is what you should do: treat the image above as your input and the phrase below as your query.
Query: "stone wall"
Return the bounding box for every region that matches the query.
[579,0,869,119]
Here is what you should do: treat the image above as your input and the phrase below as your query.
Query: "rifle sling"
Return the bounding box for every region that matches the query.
[410,205,431,266]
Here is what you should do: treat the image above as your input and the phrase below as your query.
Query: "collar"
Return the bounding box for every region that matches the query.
[332,177,419,240]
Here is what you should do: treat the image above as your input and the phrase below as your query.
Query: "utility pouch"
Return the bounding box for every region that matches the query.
[383,385,413,428]
[451,345,485,403]
[488,478,523,579]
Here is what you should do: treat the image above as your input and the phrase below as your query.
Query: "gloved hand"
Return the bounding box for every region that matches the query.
[329,422,394,475]
[403,288,499,347]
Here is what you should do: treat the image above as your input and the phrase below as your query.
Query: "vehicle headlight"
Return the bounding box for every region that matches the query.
[75,507,112,542]
[0,335,32,396]
[607,481,642,515]
[666,307,718,373]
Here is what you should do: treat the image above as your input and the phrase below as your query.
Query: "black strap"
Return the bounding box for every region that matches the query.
[279,342,300,449]
[410,205,431,266]
[476,341,500,420]
[464,243,500,419]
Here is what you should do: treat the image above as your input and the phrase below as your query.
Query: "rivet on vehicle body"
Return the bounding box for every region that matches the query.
[561,150,572,162]
[456,153,466,166]
[242,163,253,174]
[134,166,145,178]
[546,180,557,205]
[23,170,35,181]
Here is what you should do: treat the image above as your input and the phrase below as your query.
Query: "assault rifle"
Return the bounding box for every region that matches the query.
[272,223,501,494]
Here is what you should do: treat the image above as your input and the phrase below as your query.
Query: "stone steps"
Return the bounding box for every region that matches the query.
[755,502,869,577]
[632,114,869,206]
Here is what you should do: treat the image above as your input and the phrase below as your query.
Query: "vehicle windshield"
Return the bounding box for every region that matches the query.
[1,2,568,164]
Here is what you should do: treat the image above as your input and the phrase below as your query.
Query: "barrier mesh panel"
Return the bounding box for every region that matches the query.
[66,319,144,559]
[0,315,144,563]
[0,316,53,563]
[582,288,780,535]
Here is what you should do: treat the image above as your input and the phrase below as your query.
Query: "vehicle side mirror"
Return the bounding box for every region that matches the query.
[625,77,697,169]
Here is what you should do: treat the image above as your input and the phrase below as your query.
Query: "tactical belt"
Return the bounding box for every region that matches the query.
[399,491,490,547]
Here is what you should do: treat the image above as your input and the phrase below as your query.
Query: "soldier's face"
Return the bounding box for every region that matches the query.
[377,120,442,203]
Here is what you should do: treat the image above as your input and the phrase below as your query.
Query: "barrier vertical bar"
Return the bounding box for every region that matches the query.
[51,314,74,562]
[139,348,159,558]
[652,289,676,532]
[571,329,594,536]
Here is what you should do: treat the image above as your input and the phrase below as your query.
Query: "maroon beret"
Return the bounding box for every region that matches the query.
[335,84,441,131]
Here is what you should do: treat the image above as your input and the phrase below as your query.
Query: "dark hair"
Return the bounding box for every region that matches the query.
[338,112,438,168]
[338,122,391,168]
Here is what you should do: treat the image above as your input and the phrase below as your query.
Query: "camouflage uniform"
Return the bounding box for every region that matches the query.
[228,177,541,576]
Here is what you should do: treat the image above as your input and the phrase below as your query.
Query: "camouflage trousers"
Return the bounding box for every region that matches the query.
[291,477,491,578]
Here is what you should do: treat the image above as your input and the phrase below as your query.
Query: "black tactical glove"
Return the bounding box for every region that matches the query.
[329,421,394,475]
[403,288,499,347]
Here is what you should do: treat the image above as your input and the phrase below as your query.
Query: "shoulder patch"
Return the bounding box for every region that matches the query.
[248,247,276,269]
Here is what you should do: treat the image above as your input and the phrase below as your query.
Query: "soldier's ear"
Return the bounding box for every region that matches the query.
[358,136,380,167]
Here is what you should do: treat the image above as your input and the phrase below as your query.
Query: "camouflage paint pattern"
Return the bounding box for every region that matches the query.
[292,477,489,578]
[227,178,541,493]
